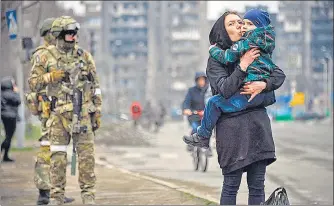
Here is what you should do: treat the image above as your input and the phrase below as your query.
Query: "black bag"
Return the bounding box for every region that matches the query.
[262,187,290,205]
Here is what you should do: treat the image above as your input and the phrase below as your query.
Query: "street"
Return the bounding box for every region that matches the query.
[98,120,333,205]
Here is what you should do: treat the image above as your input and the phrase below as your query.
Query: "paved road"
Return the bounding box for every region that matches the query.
[100,120,333,205]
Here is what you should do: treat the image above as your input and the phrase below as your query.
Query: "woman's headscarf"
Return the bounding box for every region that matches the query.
[209,11,239,50]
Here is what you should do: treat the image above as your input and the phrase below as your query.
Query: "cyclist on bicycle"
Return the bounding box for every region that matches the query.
[182,72,212,156]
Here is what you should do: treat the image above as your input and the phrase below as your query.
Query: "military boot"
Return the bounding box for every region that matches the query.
[64,196,75,204]
[82,195,95,205]
[37,189,50,205]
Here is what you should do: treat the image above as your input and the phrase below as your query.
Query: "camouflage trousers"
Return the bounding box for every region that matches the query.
[46,112,96,204]
[34,117,51,190]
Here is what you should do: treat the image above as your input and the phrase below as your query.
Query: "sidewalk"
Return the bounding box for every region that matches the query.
[0,149,216,205]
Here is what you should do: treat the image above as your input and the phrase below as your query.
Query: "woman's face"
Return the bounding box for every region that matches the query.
[224,14,243,42]
[242,19,257,35]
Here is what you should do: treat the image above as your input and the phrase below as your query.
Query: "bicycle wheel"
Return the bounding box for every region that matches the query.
[192,146,200,171]
[199,148,209,172]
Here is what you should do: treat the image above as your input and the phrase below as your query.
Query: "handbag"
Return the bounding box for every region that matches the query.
[261,187,290,205]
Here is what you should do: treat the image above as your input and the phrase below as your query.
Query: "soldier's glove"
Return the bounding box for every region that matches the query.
[43,70,65,83]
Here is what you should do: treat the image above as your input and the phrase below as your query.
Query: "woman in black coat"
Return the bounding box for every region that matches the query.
[205,11,286,205]
[1,76,21,162]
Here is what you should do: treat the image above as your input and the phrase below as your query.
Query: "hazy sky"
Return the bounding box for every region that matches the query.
[207,1,278,20]
[61,1,279,20]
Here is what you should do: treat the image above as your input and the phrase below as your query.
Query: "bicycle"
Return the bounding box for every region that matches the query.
[185,110,210,172]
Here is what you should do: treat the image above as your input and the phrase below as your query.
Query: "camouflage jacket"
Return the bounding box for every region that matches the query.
[28,45,102,116]
[29,42,51,95]
[209,25,277,82]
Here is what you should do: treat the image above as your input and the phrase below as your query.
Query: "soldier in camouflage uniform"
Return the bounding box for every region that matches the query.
[28,16,102,205]
[27,18,74,205]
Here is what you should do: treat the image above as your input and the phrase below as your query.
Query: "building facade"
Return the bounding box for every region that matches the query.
[309,1,333,91]
[101,1,150,113]
[162,1,208,110]
[278,1,333,97]
[100,1,207,113]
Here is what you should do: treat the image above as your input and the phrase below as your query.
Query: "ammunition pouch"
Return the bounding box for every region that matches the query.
[39,95,51,119]
[87,103,98,131]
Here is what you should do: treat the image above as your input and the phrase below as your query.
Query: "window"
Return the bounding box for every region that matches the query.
[138,41,147,48]
[315,34,332,41]
[123,15,129,22]
[122,79,129,86]
[114,66,119,73]
[143,2,148,10]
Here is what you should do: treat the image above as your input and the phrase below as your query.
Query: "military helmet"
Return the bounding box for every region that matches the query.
[51,16,80,38]
[39,17,56,37]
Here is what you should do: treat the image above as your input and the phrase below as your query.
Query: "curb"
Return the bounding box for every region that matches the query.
[95,155,220,205]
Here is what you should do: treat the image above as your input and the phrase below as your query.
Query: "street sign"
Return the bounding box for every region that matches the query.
[5,9,18,40]
[289,92,305,107]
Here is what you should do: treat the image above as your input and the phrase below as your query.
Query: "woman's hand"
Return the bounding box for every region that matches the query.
[239,48,260,71]
[13,86,18,93]
[240,81,267,102]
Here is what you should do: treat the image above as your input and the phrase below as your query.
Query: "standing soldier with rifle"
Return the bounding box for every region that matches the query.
[27,16,102,205]
[26,18,74,205]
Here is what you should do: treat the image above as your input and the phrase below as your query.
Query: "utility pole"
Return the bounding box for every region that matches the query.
[321,55,333,123]
[0,1,2,120]
[145,1,158,105]
[321,59,328,116]
[325,54,333,123]
[15,3,25,148]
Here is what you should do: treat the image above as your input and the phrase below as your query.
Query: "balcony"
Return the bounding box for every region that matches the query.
[170,43,199,53]
[171,29,201,41]
[109,31,147,40]
[110,19,147,28]
[111,46,148,55]
[111,55,147,65]
[283,20,302,32]
[110,5,147,17]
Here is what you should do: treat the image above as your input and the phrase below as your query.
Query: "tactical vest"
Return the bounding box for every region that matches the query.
[45,46,95,116]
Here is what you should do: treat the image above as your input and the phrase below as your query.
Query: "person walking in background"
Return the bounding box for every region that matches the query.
[131,101,142,128]
[1,76,21,162]
[157,101,167,127]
